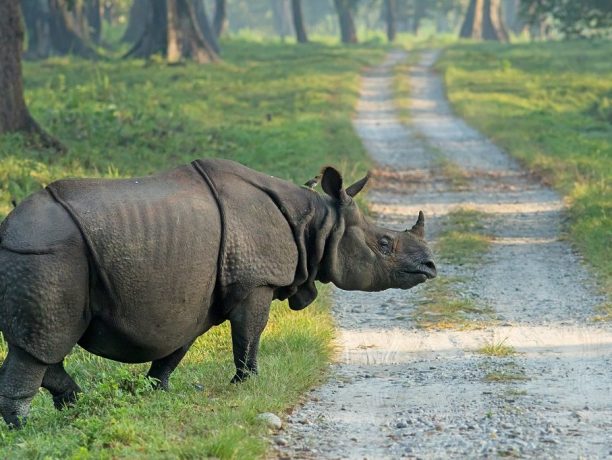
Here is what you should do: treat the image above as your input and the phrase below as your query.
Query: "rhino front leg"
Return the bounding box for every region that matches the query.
[42,361,81,410]
[229,287,273,383]
[0,345,48,428]
[146,340,195,390]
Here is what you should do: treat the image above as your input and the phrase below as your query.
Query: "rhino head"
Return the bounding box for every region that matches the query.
[317,166,436,292]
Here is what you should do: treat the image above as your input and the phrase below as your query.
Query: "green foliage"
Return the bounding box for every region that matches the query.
[1,40,384,216]
[439,40,612,296]
[0,40,386,456]
[437,208,492,265]
[521,0,612,38]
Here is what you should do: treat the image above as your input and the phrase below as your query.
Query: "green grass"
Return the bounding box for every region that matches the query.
[1,39,386,215]
[413,277,494,330]
[438,40,612,298]
[0,40,387,457]
[436,208,492,265]
[413,208,494,329]
[477,339,517,357]
[483,371,529,383]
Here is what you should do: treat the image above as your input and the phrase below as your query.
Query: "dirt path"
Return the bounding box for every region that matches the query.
[273,51,612,459]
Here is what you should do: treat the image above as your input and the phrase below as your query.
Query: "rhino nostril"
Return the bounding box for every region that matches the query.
[424,261,436,272]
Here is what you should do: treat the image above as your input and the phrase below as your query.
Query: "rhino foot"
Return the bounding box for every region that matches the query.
[52,389,80,410]
[149,377,170,391]
[0,395,33,429]
[230,369,257,384]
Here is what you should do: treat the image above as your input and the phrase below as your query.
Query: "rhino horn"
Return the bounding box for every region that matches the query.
[346,172,370,197]
[409,211,425,238]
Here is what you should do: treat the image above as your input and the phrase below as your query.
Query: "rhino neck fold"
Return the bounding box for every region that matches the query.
[192,158,339,312]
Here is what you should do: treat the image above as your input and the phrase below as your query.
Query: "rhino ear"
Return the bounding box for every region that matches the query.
[346,172,370,197]
[409,211,425,238]
[321,166,349,203]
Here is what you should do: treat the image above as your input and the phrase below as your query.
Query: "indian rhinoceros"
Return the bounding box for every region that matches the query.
[0,158,435,427]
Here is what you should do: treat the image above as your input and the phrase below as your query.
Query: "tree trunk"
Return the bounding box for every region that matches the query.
[271,0,292,42]
[47,0,98,57]
[0,0,63,150]
[482,0,509,40]
[22,0,51,59]
[86,0,101,43]
[194,0,220,54]
[291,0,308,43]
[212,0,226,38]
[460,0,508,41]
[125,0,167,58]
[384,0,396,42]
[334,0,357,44]
[167,0,218,64]
[121,0,148,43]
[127,0,217,63]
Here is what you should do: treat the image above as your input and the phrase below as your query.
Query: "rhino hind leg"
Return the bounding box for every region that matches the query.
[229,287,273,384]
[42,361,81,410]
[0,345,48,428]
[146,339,195,390]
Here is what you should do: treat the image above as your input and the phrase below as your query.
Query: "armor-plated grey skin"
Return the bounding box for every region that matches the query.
[0,159,436,427]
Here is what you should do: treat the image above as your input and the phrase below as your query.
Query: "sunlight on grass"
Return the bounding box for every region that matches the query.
[438,40,612,299]
[437,208,492,265]
[414,277,494,330]
[0,40,386,457]
[477,338,517,357]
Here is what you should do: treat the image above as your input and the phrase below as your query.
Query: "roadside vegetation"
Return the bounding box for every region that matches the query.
[438,40,612,303]
[0,41,385,457]
[414,208,495,330]
[477,339,517,357]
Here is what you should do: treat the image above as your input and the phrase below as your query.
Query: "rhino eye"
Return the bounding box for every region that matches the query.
[378,237,392,255]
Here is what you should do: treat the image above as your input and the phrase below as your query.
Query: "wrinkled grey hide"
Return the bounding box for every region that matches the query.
[0,158,435,427]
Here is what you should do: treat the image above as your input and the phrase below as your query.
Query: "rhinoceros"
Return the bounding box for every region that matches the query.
[0,158,435,427]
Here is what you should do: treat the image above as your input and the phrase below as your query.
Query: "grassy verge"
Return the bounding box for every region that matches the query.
[477,339,517,357]
[438,40,612,303]
[0,40,386,457]
[414,208,495,329]
[413,277,493,330]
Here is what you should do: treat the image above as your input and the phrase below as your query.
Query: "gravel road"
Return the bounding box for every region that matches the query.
[272,50,612,460]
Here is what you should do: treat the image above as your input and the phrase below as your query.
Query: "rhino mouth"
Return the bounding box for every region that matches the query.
[397,265,436,283]
[411,269,436,280]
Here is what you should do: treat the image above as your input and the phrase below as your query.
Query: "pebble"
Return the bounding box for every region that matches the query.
[273,436,289,446]
[256,412,282,430]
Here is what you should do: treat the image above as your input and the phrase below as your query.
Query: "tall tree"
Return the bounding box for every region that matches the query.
[384,0,397,42]
[126,0,218,63]
[291,0,308,43]
[121,0,148,43]
[21,0,98,58]
[85,0,101,43]
[212,0,226,37]
[459,0,509,41]
[334,0,358,43]
[0,0,63,150]
[194,0,220,54]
